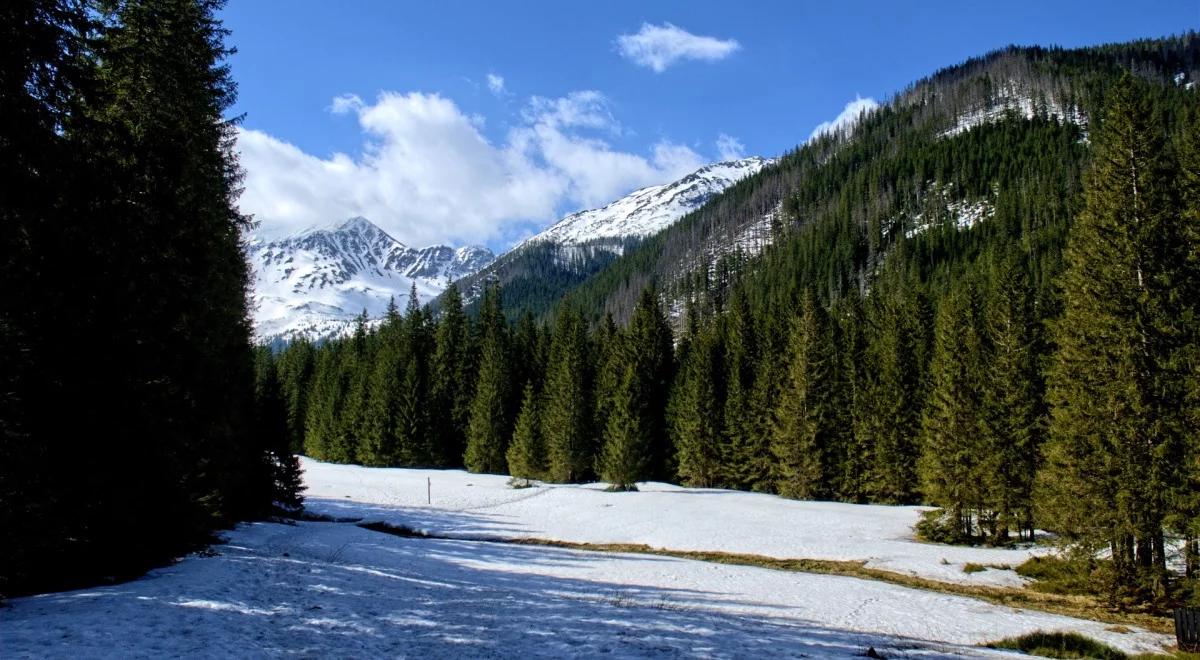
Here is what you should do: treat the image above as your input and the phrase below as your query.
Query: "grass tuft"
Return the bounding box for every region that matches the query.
[987,631,1127,659]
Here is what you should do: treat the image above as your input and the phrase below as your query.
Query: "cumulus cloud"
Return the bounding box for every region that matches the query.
[237,90,705,247]
[808,96,879,142]
[616,22,739,73]
[715,133,745,161]
[486,73,505,95]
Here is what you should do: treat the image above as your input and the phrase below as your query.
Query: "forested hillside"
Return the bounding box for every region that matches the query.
[0,0,302,598]
[563,36,1199,324]
[269,34,1198,607]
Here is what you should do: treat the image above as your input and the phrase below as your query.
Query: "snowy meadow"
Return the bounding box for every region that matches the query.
[0,459,1174,658]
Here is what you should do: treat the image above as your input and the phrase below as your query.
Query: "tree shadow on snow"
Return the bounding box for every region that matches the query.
[0,521,1006,659]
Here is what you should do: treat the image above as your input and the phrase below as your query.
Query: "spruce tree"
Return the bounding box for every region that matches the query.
[771,292,835,500]
[506,383,545,485]
[918,285,986,540]
[276,339,315,453]
[399,284,431,465]
[304,346,345,461]
[978,250,1043,541]
[670,326,723,487]
[721,290,767,489]
[464,283,510,473]
[0,0,89,595]
[430,283,473,467]
[1174,112,1200,579]
[837,292,873,503]
[362,340,402,467]
[863,282,925,504]
[396,357,429,465]
[1039,74,1189,597]
[541,305,594,482]
[598,362,649,491]
[626,287,675,480]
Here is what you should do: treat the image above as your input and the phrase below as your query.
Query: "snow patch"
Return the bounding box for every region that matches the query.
[941,83,1085,138]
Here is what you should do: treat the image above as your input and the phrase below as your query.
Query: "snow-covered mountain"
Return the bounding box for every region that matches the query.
[248,217,493,343]
[519,157,772,249]
[456,157,772,312]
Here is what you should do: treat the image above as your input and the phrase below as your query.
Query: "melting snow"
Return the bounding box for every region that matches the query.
[0,459,1174,657]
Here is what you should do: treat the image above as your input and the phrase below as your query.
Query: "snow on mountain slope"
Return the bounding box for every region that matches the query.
[518,157,772,249]
[248,217,493,344]
[941,81,1086,138]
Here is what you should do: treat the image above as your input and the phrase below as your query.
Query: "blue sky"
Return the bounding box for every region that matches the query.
[222,1,1198,250]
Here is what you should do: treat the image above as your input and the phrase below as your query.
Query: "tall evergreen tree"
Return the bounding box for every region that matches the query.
[506,383,546,485]
[598,361,650,491]
[464,283,510,473]
[863,281,925,504]
[276,339,315,453]
[399,284,431,465]
[721,289,767,489]
[541,305,594,482]
[430,283,473,467]
[1039,74,1191,598]
[625,287,675,480]
[772,292,836,500]
[978,250,1044,541]
[0,0,89,596]
[670,326,723,487]
[304,345,345,461]
[81,0,278,541]
[919,285,986,540]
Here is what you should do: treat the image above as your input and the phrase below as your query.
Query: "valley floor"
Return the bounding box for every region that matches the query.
[0,459,1174,658]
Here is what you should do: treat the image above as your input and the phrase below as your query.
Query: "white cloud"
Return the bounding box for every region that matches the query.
[238,90,705,248]
[715,133,745,161]
[809,96,879,142]
[616,22,740,73]
[329,93,363,115]
[522,90,616,131]
[486,73,505,95]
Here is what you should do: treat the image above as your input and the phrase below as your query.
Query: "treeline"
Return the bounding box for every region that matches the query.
[272,283,674,488]
[1,0,301,597]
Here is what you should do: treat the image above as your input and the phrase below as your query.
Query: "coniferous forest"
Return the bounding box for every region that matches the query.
[270,39,1200,609]
[0,0,301,598]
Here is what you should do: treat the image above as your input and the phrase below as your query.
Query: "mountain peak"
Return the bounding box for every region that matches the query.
[336,216,377,233]
[248,217,494,344]
[517,156,773,249]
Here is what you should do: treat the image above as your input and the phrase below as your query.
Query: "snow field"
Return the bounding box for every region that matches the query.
[0,521,1170,657]
[1,458,1174,657]
[301,458,1048,588]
